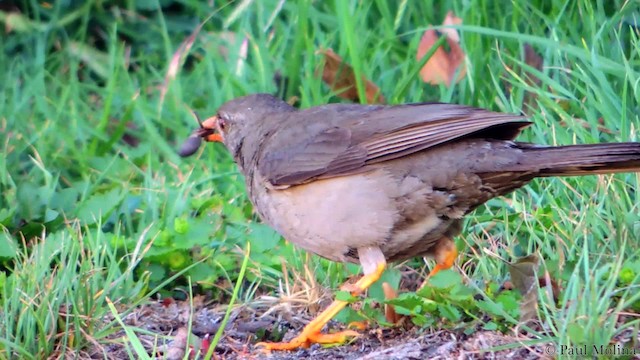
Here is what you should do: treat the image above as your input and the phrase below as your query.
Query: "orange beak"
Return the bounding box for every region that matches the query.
[200,115,223,143]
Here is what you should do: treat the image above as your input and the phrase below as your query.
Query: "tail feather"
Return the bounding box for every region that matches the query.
[518,143,640,177]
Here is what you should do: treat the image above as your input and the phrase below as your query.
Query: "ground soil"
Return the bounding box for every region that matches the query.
[90,296,551,360]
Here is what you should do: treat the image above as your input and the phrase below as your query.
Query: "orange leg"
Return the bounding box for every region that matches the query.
[256,262,386,351]
[419,237,458,290]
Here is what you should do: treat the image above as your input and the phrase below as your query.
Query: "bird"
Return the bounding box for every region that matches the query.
[180,93,640,351]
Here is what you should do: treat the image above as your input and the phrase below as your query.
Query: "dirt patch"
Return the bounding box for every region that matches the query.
[255,328,544,360]
[88,297,548,359]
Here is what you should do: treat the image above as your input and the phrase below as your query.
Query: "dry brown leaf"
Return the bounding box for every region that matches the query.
[538,271,561,303]
[523,44,543,85]
[507,254,540,324]
[417,11,466,87]
[522,44,544,112]
[319,48,385,104]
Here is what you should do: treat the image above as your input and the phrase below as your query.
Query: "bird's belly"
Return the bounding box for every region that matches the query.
[252,169,400,262]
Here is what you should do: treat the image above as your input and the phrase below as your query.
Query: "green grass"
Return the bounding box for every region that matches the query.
[1,0,640,358]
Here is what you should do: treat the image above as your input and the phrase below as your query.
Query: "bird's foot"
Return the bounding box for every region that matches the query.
[256,328,360,351]
[256,263,385,351]
[420,237,458,289]
[255,298,360,351]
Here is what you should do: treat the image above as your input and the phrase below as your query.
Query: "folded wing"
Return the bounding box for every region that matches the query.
[258,103,530,187]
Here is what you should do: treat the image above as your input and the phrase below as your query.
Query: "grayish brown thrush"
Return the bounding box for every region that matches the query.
[182,94,640,350]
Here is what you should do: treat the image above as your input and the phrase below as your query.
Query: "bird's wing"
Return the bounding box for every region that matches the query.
[258,103,530,187]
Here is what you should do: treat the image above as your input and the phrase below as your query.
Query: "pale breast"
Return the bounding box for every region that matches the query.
[250,167,457,263]
[252,169,401,262]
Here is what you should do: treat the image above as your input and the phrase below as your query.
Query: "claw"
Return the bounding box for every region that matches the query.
[255,262,385,351]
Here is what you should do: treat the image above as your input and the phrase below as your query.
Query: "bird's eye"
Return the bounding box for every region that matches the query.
[217,114,227,131]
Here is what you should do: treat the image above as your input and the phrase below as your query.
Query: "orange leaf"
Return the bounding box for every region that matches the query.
[441,11,462,43]
[319,48,385,104]
[416,11,466,86]
[382,282,400,324]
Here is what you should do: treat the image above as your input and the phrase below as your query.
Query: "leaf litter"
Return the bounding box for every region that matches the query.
[89,295,552,359]
[416,11,467,87]
[318,48,386,104]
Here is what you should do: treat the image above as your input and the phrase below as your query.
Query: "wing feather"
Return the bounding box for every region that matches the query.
[258,103,530,186]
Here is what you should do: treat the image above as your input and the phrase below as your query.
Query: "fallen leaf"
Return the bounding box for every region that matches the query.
[523,44,543,86]
[508,255,539,293]
[522,44,544,112]
[382,282,400,323]
[161,297,175,307]
[318,48,385,104]
[507,254,539,323]
[416,11,466,86]
[538,271,561,303]
[440,11,462,43]
[198,334,211,360]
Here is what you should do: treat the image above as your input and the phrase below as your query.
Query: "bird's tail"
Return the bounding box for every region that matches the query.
[517,143,640,177]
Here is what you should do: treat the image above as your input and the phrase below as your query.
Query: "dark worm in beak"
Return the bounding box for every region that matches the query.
[178,114,221,157]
